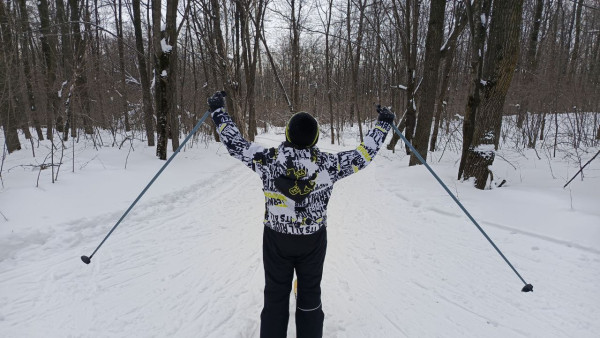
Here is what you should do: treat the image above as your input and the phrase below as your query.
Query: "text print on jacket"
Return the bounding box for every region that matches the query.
[212,109,391,235]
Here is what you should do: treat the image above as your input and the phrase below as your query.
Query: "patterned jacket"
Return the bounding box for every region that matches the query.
[212,108,391,235]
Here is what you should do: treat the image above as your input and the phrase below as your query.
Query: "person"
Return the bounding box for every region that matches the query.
[207,91,394,338]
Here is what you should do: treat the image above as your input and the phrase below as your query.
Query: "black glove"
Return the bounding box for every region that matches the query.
[376,105,395,124]
[207,91,227,112]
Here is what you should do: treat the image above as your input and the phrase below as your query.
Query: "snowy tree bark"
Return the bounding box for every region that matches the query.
[461,0,524,189]
[154,0,170,159]
[457,0,491,180]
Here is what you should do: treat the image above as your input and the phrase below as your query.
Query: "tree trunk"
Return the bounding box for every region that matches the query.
[37,0,58,140]
[387,0,419,154]
[325,0,334,144]
[166,0,180,151]
[17,0,43,140]
[290,0,302,111]
[430,8,467,152]
[462,0,524,189]
[409,0,446,166]
[154,0,167,159]
[458,0,491,180]
[116,0,131,132]
[132,0,155,146]
[520,0,544,144]
[349,0,366,142]
[0,0,21,152]
[569,0,583,76]
[68,0,94,136]
[209,0,242,130]
[55,0,71,133]
[240,0,266,141]
[430,51,454,152]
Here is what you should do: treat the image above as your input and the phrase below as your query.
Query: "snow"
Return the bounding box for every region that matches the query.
[161,38,173,53]
[1,123,599,337]
[473,143,495,153]
[58,81,68,98]
[161,70,167,77]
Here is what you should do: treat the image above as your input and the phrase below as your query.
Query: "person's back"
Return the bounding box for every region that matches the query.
[208,91,394,337]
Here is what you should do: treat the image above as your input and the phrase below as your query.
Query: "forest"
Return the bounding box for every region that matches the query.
[0,0,599,189]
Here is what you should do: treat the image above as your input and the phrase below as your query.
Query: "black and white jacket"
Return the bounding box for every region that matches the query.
[212,108,391,235]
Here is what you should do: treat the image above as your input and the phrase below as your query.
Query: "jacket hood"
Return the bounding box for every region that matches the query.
[274,142,321,203]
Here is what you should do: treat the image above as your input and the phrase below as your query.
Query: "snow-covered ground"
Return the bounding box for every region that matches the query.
[1,124,599,337]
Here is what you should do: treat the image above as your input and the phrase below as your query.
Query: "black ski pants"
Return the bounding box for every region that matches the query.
[260,226,327,338]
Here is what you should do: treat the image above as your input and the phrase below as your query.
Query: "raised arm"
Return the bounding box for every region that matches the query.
[209,91,272,171]
[326,106,394,183]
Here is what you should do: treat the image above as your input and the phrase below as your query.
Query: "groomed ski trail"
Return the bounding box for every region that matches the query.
[1,141,599,337]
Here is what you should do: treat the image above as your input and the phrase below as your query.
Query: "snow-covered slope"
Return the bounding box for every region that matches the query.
[1,127,599,337]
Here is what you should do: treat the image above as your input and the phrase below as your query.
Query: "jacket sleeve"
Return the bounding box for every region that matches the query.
[325,121,391,183]
[212,108,273,172]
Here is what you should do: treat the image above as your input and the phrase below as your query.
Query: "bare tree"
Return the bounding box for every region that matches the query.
[37,0,59,140]
[239,0,267,141]
[387,0,420,154]
[0,0,21,153]
[409,0,446,166]
[17,0,43,140]
[114,0,131,132]
[457,0,491,180]
[153,0,180,159]
[461,0,524,189]
[429,2,467,152]
[132,0,155,146]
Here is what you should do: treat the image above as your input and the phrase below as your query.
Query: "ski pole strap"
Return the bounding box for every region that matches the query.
[87,110,212,260]
[390,124,533,292]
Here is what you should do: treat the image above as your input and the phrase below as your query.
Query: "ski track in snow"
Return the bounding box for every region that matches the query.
[1,145,599,337]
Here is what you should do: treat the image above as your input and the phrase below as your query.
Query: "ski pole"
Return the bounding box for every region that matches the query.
[81,110,212,265]
[390,124,533,292]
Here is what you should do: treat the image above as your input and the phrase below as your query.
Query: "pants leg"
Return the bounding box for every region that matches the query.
[260,228,295,338]
[295,229,327,338]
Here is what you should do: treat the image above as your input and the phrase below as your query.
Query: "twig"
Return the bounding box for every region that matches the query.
[125,137,135,170]
[563,149,600,188]
[495,153,517,170]
[0,138,7,189]
[79,155,98,171]
[0,209,7,221]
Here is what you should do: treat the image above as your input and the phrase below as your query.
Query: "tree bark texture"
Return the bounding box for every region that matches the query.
[409,0,445,166]
[462,0,524,189]
[457,0,491,180]
[0,0,21,152]
[166,0,180,151]
[116,0,131,132]
[132,0,155,146]
[37,0,58,140]
[68,0,94,136]
[387,0,419,153]
[153,0,168,159]
[17,0,43,140]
